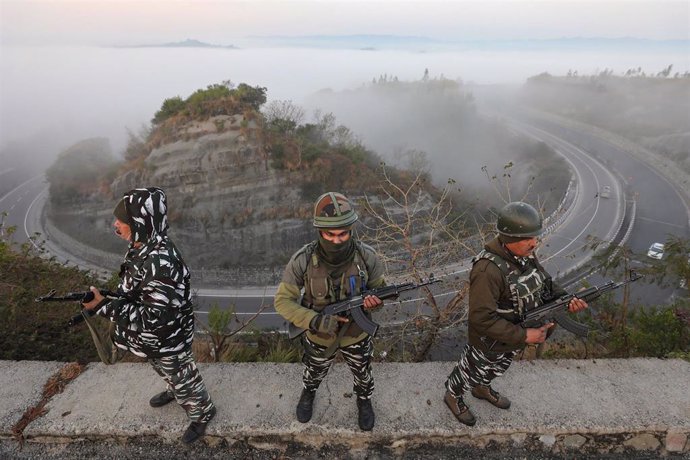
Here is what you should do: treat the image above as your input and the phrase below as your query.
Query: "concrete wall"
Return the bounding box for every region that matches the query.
[1,359,688,458]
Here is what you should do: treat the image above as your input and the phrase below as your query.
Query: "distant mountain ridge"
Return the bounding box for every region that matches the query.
[115,38,237,49]
[111,35,688,52]
[249,34,690,51]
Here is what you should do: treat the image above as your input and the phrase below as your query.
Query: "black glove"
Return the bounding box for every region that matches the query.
[309,314,339,336]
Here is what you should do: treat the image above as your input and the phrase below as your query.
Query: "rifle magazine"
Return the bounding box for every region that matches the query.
[554,312,589,338]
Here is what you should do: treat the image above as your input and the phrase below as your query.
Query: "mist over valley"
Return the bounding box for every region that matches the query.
[1,40,688,275]
[1,42,687,164]
[2,2,689,367]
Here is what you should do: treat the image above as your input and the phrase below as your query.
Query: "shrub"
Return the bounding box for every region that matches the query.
[0,220,114,362]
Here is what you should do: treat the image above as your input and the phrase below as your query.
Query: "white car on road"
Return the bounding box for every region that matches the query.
[646,242,665,260]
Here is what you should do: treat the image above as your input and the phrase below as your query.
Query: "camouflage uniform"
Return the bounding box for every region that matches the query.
[275,239,385,399]
[445,236,565,399]
[274,192,385,431]
[95,187,214,423]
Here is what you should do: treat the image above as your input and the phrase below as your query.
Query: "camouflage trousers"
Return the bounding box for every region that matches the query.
[445,343,518,399]
[302,335,374,400]
[149,349,215,423]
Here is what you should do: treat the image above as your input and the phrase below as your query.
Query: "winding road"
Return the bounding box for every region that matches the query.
[2,115,688,331]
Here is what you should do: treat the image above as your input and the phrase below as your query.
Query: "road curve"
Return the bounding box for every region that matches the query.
[5,114,686,327]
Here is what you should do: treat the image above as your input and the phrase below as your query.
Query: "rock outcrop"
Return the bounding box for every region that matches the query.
[51,116,330,269]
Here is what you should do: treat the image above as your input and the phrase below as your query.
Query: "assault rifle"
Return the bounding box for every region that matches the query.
[521,270,644,336]
[288,277,441,339]
[35,289,122,328]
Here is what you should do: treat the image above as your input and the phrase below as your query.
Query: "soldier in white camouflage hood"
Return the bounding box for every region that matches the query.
[82,187,216,444]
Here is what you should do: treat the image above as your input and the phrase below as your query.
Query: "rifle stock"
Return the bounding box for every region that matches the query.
[287,277,440,340]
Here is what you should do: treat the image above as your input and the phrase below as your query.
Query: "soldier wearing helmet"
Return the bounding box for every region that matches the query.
[274,192,386,431]
[443,201,587,426]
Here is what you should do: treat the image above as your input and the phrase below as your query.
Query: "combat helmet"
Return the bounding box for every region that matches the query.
[313,192,358,229]
[496,201,543,238]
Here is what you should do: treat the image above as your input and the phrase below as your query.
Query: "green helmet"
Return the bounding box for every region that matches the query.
[496,201,543,238]
[313,192,358,229]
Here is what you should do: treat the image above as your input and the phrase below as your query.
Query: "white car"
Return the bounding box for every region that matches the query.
[600,185,611,198]
[646,242,665,260]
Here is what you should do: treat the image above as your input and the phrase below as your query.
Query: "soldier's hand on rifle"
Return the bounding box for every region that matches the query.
[82,286,104,310]
[525,323,554,344]
[363,295,383,310]
[310,313,348,336]
[568,297,588,313]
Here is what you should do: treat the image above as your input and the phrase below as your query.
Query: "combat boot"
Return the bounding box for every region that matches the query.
[471,385,511,409]
[149,390,176,408]
[296,389,316,423]
[444,390,476,426]
[181,406,216,444]
[357,398,375,431]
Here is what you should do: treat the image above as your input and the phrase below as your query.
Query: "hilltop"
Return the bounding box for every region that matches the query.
[44,82,439,271]
[44,79,570,274]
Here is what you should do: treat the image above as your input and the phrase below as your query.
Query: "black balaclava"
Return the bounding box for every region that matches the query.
[316,231,356,269]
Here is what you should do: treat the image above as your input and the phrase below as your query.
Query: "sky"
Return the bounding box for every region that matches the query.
[0,0,688,163]
[1,0,688,46]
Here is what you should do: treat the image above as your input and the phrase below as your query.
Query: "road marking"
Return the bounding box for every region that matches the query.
[636,216,686,229]
[24,186,47,251]
[0,174,43,205]
[195,311,281,316]
[195,293,276,298]
[516,124,609,262]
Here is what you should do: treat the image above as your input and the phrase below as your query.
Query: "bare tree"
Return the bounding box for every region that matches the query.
[262,100,305,132]
[358,158,483,361]
[582,237,640,356]
[481,161,537,205]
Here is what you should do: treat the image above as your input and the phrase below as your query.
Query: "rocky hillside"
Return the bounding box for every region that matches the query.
[46,80,572,272]
[46,83,423,269]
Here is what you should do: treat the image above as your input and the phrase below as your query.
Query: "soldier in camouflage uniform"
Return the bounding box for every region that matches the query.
[274,192,386,431]
[82,187,216,444]
[443,202,588,426]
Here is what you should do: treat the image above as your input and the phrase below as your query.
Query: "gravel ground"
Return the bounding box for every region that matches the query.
[1,438,686,460]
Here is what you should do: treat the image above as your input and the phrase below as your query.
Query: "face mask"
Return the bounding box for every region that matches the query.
[316,233,355,267]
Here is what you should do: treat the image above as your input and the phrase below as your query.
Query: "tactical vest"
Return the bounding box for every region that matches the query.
[473,249,548,323]
[302,241,370,338]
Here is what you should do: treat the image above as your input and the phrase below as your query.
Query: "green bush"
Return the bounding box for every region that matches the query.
[233,83,267,110]
[150,82,267,127]
[256,334,300,363]
[0,221,113,362]
[151,96,185,125]
[185,84,233,117]
[626,307,688,357]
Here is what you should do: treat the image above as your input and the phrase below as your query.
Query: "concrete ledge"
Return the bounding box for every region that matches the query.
[0,361,65,435]
[2,359,689,457]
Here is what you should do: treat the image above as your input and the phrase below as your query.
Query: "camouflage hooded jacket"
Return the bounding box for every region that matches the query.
[96,187,194,358]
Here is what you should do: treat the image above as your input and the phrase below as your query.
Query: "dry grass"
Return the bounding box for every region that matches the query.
[11,362,86,443]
